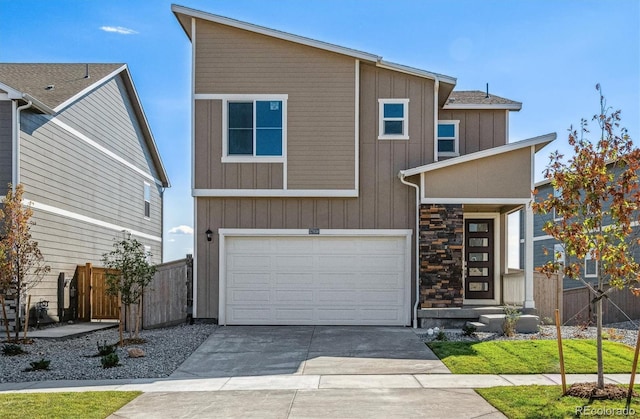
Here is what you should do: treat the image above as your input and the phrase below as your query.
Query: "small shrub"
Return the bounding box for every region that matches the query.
[2,343,26,356]
[542,317,554,325]
[462,324,477,337]
[25,358,50,371]
[435,330,448,341]
[502,305,521,337]
[97,340,116,356]
[101,353,120,369]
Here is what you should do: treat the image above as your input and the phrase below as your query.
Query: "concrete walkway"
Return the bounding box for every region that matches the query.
[25,322,117,339]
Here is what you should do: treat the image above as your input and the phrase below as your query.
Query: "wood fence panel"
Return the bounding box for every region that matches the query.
[143,257,192,329]
[76,265,91,322]
[91,267,119,320]
[533,272,562,322]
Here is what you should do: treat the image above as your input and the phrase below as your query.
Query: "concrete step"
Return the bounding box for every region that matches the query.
[472,313,540,334]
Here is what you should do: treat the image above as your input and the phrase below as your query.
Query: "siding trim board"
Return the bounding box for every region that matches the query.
[193,189,358,197]
[25,199,162,242]
[48,117,164,186]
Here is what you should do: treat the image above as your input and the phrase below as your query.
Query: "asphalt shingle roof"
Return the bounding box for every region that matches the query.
[447,90,521,107]
[0,63,123,110]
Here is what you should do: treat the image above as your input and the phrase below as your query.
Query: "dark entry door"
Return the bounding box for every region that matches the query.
[465,219,494,300]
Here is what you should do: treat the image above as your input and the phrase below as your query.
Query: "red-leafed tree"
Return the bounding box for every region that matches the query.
[532,85,640,390]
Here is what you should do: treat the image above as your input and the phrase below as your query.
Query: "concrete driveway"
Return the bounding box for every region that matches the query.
[169,326,450,378]
[110,326,506,418]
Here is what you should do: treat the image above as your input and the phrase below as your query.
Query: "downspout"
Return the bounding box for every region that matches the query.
[399,171,420,328]
[433,76,440,162]
[12,99,33,191]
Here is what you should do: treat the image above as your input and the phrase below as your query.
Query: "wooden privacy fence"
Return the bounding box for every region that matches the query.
[143,256,193,329]
[74,263,119,321]
[563,284,640,325]
[533,272,562,322]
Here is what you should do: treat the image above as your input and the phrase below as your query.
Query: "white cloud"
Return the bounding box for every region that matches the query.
[100,26,138,35]
[168,225,194,235]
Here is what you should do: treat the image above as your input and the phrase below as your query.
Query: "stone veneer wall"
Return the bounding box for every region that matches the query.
[419,204,464,308]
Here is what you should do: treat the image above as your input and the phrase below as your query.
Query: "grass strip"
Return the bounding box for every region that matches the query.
[428,339,635,374]
[0,391,141,419]
[477,385,640,419]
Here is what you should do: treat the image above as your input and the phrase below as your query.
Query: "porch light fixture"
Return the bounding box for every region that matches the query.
[205,229,213,242]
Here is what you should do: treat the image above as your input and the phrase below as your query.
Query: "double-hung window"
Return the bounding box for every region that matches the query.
[585,250,597,278]
[378,99,409,140]
[143,182,151,219]
[437,120,460,157]
[223,95,287,162]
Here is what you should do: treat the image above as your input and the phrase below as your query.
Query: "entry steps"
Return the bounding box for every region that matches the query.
[467,313,540,334]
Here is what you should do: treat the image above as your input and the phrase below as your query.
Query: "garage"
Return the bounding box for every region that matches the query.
[219,230,412,326]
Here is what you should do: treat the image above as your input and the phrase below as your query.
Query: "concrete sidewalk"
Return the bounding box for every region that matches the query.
[26,322,117,339]
[0,373,633,393]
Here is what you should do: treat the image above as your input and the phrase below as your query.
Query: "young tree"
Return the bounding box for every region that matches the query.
[102,234,156,343]
[0,184,51,340]
[532,85,640,390]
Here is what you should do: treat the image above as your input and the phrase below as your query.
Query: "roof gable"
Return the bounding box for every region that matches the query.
[444,90,522,110]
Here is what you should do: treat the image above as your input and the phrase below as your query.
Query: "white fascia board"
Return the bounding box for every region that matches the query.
[193,189,358,198]
[401,132,557,177]
[535,178,552,188]
[53,65,127,113]
[443,103,522,111]
[420,198,530,205]
[376,61,457,85]
[0,82,24,99]
[171,4,381,62]
[0,82,54,114]
[219,228,412,237]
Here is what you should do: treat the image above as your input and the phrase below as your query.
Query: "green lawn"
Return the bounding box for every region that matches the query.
[428,339,635,374]
[477,385,640,419]
[0,391,141,419]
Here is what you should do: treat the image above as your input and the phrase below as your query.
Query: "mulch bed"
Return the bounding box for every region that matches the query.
[566,382,637,400]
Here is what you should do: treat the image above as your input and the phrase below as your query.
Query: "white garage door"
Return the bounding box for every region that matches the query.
[221,233,410,326]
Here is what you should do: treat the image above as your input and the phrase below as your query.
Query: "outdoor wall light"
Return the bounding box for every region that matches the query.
[205,229,213,242]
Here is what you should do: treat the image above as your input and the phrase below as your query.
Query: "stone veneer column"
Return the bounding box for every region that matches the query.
[419,204,464,308]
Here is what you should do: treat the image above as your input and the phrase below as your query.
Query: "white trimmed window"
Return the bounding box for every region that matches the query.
[222,95,287,163]
[554,243,565,268]
[143,182,151,218]
[585,250,597,278]
[437,120,460,157]
[378,99,409,140]
[553,187,562,221]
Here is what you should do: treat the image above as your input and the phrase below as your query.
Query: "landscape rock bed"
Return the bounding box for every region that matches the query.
[418,321,640,347]
[0,323,217,383]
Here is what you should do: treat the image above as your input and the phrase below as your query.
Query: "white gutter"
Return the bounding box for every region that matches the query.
[399,172,421,328]
[12,99,33,191]
[433,77,440,162]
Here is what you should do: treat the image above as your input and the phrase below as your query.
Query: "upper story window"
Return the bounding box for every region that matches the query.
[222,95,287,163]
[378,99,409,140]
[585,250,597,278]
[143,182,151,218]
[437,120,460,157]
[553,187,562,221]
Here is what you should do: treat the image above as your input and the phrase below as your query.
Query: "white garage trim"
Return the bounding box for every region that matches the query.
[218,229,412,326]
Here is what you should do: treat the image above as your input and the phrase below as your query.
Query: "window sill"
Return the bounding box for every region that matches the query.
[437,152,460,158]
[378,135,409,141]
[221,156,285,164]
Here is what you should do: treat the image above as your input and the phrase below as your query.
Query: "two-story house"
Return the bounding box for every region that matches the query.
[172,4,555,327]
[0,63,170,322]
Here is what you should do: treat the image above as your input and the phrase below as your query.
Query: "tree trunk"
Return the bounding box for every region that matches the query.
[134,298,142,339]
[13,290,20,341]
[596,295,604,388]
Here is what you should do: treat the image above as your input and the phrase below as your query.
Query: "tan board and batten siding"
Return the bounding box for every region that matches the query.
[193,18,355,190]
[439,109,508,154]
[16,75,162,318]
[193,36,445,317]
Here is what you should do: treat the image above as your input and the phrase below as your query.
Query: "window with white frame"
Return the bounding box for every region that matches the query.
[143,182,151,218]
[144,245,152,263]
[585,250,597,277]
[223,97,286,161]
[378,99,409,140]
[554,243,565,269]
[437,120,460,156]
[553,187,562,221]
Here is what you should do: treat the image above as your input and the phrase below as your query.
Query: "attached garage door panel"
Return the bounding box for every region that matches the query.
[224,235,409,325]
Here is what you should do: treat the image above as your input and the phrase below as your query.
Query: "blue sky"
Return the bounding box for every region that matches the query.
[1,0,638,262]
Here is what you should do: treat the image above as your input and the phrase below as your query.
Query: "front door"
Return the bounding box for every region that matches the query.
[465,219,494,300]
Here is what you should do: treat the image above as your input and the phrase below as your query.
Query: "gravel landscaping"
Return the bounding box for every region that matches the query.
[418,320,640,347]
[0,323,217,383]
